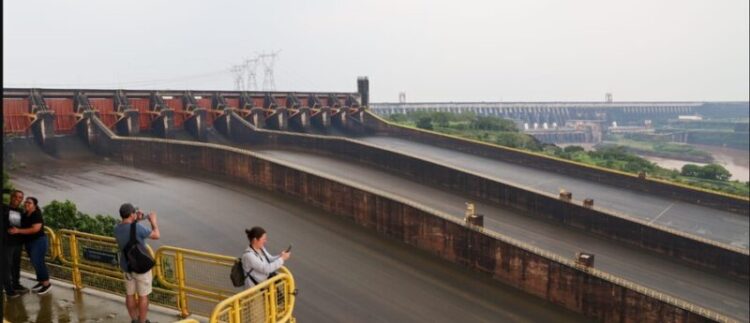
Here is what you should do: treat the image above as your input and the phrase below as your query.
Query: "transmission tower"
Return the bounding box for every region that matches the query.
[244,57,260,91]
[259,50,281,91]
[230,64,246,91]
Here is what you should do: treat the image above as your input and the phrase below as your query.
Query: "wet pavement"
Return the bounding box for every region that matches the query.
[5,143,590,323]
[3,273,182,323]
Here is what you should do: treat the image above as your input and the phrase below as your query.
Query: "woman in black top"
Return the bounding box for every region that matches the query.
[8,197,51,294]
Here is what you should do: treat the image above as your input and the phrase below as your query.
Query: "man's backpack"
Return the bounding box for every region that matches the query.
[230,252,258,287]
[124,223,155,274]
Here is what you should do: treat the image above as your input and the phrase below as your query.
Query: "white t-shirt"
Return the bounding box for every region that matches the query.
[8,209,22,227]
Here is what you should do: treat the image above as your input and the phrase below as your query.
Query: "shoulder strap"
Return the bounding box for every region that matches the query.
[129,222,137,244]
[243,249,261,285]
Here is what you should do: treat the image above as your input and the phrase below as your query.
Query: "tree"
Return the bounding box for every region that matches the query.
[563,146,585,153]
[681,164,702,177]
[416,117,433,130]
[2,170,13,204]
[431,112,452,127]
[43,200,119,236]
[700,164,731,181]
[387,114,407,123]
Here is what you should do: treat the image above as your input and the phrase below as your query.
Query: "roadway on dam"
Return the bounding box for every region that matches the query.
[254,148,750,322]
[6,140,588,323]
[355,136,750,249]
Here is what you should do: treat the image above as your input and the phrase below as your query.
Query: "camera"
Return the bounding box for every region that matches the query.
[135,206,149,221]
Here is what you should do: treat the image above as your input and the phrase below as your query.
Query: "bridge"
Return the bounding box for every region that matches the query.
[3,82,749,322]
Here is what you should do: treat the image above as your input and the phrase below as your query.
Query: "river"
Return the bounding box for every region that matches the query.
[643,144,749,181]
[559,143,749,181]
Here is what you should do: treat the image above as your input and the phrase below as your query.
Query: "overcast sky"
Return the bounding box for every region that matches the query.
[3,0,749,102]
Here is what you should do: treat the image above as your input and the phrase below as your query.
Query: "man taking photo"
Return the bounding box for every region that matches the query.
[114,203,160,323]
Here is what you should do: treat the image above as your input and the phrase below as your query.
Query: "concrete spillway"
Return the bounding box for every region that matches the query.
[253,149,750,322]
[7,145,589,323]
[355,136,750,249]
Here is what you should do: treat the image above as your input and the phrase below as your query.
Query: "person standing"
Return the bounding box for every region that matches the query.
[4,189,28,298]
[1,189,12,318]
[8,197,52,294]
[241,226,291,289]
[113,203,160,323]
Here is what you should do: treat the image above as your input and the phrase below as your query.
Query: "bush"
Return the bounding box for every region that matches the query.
[387,114,407,123]
[2,170,13,205]
[416,117,433,130]
[680,164,732,181]
[43,200,119,236]
[563,146,585,153]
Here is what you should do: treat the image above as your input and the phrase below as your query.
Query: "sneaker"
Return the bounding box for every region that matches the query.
[31,282,44,292]
[35,284,51,295]
[5,290,21,299]
[13,284,29,294]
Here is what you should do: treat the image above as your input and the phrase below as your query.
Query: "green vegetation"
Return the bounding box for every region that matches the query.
[546,145,748,197]
[602,135,713,163]
[681,164,731,181]
[386,112,748,197]
[3,170,13,205]
[388,112,545,151]
[43,200,119,236]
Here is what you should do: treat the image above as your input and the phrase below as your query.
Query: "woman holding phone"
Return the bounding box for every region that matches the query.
[241,226,291,288]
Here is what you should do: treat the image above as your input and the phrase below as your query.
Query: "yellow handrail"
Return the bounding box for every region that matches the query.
[209,267,296,323]
[21,227,297,322]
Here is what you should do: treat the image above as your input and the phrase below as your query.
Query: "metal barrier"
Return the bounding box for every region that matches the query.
[20,227,296,322]
[210,267,296,323]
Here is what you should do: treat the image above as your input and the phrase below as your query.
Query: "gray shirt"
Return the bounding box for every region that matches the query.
[241,246,283,288]
[114,222,152,272]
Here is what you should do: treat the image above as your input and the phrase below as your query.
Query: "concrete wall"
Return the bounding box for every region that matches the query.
[212,111,749,280]
[361,111,749,216]
[84,118,722,322]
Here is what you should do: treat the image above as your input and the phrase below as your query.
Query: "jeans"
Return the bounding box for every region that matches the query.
[26,236,50,282]
[6,243,22,291]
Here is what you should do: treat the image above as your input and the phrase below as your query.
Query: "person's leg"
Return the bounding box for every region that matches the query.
[136,271,153,323]
[126,294,140,321]
[9,244,23,288]
[28,236,50,285]
[138,295,150,323]
[2,247,12,294]
[124,273,140,321]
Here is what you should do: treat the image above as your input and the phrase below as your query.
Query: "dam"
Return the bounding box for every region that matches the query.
[3,82,748,322]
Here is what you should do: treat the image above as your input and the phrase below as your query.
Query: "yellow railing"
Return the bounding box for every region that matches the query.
[21,227,296,322]
[210,267,296,323]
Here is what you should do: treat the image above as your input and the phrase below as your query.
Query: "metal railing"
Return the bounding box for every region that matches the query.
[21,227,296,322]
[210,267,296,323]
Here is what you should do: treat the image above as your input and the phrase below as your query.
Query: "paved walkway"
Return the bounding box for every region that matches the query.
[3,273,195,323]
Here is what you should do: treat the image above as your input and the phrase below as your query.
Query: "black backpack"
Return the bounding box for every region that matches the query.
[124,223,155,274]
[230,252,258,287]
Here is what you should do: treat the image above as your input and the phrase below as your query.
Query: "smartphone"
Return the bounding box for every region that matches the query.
[285,244,292,252]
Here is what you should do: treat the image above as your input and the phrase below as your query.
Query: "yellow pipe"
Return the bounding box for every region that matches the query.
[176,251,189,318]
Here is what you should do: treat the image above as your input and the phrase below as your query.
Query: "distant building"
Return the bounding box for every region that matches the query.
[678,115,703,121]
